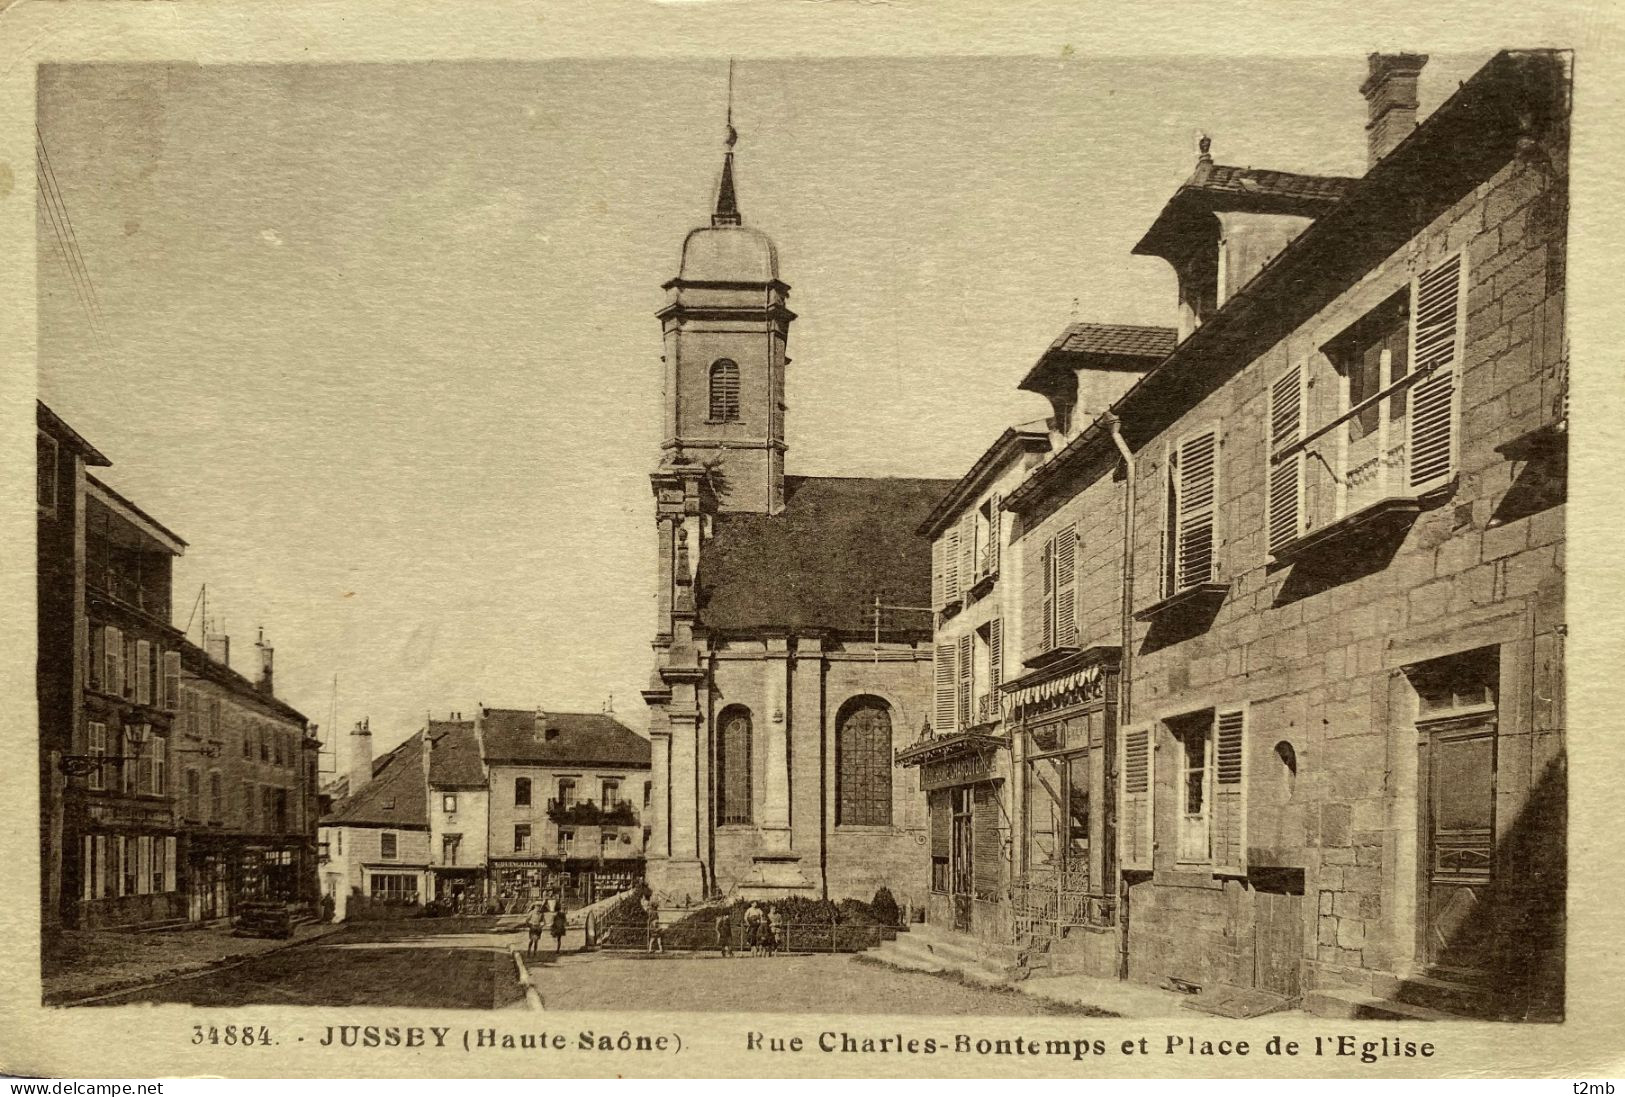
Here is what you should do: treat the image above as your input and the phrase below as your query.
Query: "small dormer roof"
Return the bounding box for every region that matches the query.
[1017,322,1177,405]
[1133,161,1358,265]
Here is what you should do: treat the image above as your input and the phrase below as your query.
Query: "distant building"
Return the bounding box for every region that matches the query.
[319,721,431,917]
[426,716,486,909]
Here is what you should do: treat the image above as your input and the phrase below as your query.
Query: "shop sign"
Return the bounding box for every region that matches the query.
[921,751,996,792]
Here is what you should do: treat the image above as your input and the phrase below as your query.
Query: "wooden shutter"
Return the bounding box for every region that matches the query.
[972,783,1001,899]
[1040,538,1055,652]
[929,789,950,859]
[1119,723,1155,871]
[162,651,181,711]
[959,511,976,586]
[957,632,973,729]
[1408,252,1465,493]
[987,618,1003,696]
[988,494,1002,574]
[944,523,962,603]
[1174,427,1219,590]
[163,836,177,892]
[106,626,123,696]
[931,535,946,610]
[1054,525,1077,647]
[88,625,102,691]
[1211,705,1248,875]
[1267,364,1307,558]
[934,642,958,733]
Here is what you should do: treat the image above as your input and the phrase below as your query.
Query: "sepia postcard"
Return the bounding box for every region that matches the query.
[2,0,1623,1081]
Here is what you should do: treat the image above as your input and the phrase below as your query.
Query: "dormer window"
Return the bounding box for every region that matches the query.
[709,359,741,422]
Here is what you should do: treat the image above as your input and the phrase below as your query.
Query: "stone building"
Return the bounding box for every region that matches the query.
[319,721,431,917]
[425,716,487,909]
[642,125,953,905]
[995,50,1568,1019]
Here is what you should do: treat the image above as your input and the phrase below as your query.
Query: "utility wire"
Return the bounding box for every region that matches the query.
[35,129,112,356]
[37,128,109,331]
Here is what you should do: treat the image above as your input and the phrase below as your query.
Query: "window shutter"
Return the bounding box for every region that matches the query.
[162,651,181,711]
[988,618,1003,696]
[163,836,177,892]
[972,783,1001,900]
[1212,705,1248,876]
[106,626,123,695]
[1267,364,1307,558]
[944,524,961,604]
[1174,427,1219,590]
[1040,538,1055,651]
[88,625,103,691]
[989,494,1002,574]
[934,642,958,733]
[136,835,151,896]
[1118,723,1154,871]
[959,511,976,586]
[957,632,973,729]
[1408,252,1465,493]
[929,790,950,858]
[931,535,945,610]
[1054,525,1077,647]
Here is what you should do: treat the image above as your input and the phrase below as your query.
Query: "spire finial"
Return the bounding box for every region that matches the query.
[713,59,742,226]
[1197,133,1213,164]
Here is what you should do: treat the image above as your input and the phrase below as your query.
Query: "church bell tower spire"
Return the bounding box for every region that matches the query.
[713,61,742,227]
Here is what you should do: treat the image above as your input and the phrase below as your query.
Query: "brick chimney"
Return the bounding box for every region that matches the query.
[1360,52,1429,168]
[349,717,373,792]
[254,627,274,695]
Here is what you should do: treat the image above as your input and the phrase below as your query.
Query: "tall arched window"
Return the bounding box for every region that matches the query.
[716,705,752,825]
[837,696,893,826]
[709,359,741,422]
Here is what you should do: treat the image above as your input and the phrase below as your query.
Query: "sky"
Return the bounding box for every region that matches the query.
[36,53,1492,762]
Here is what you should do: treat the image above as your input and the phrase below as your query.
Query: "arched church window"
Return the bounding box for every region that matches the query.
[716,705,752,825]
[837,696,893,827]
[709,359,741,422]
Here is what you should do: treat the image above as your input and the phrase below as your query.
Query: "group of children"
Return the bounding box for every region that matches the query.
[523,896,569,956]
[715,900,785,958]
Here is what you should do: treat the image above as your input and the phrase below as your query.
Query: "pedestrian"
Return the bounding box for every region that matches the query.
[744,900,764,957]
[715,909,734,958]
[524,900,544,957]
[550,904,568,954]
[768,905,786,956]
[646,899,665,954]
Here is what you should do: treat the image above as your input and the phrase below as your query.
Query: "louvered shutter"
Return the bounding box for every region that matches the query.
[988,494,1002,574]
[934,642,958,733]
[1119,723,1154,871]
[1408,252,1465,493]
[988,618,1003,696]
[1211,706,1248,875]
[163,836,177,892]
[944,524,961,604]
[162,651,181,711]
[972,783,1001,900]
[1174,427,1219,590]
[1267,364,1307,558]
[106,626,123,696]
[1054,525,1077,647]
[931,535,946,610]
[89,626,104,691]
[959,511,976,586]
[957,633,973,729]
[1040,539,1055,651]
[929,790,950,859]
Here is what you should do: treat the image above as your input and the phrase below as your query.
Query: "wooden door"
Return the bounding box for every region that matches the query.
[950,787,973,932]
[1254,889,1303,998]
[1423,719,1497,974]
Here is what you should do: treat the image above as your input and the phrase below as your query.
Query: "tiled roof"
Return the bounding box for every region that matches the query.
[1187,165,1358,204]
[1133,163,1358,263]
[320,732,428,829]
[1046,323,1178,361]
[178,638,312,728]
[480,708,650,769]
[697,475,956,635]
[427,719,484,787]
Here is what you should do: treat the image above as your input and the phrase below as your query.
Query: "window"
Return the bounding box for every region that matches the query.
[556,828,574,853]
[104,626,123,697]
[185,768,201,820]
[87,623,100,691]
[836,696,893,827]
[443,834,461,865]
[209,771,223,821]
[929,790,950,892]
[146,728,165,795]
[1165,705,1248,872]
[708,359,741,421]
[122,835,138,896]
[643,781,652,808]
[370,873,417,902]
[260,727,270,763]
[161,652,180,711]
[273,730,283,766]
[380,831,398,860]
[514,777,531,807]
[1171,714,1211,863]
[87,722,107,791]
[1162,426,1219,596]
[261,787,274,831]
[513,824,530,853]
[1040,525,1078,650]
[37,432,57,512]
[979,494,1002,580]
[601,831,616,856]
[442,793,457,813]
[150,835,166,895]
[336,830,342,856]
[242,716,252,758]
[557,778,577,808]
[1270,254,1466,553]
[601,779,620,808]
[716,706,752,825]
[972,619,1002,725]
[135,640,152,706]
[183,688,199,736]
[243,781,256,829]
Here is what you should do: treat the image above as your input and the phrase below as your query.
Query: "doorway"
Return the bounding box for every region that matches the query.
[1421,717,1497,975]
[950,787,973,932]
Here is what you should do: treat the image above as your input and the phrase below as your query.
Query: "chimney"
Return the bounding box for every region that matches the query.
[1360,52,1429,168]
[349,718,373,792]
[254,627,274,695]
[205,632,230,667]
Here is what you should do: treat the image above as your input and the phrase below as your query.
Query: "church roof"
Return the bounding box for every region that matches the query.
[480,708,651,769]
[677,224,780,284]
[321,732,428,830]
[697,475,956,636]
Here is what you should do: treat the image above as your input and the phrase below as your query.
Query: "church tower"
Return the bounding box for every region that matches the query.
[655,116,794,514]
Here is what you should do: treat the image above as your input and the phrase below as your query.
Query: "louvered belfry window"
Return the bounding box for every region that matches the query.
[716,706,753,825]
[837,697,893,827]
[709,359,741,422]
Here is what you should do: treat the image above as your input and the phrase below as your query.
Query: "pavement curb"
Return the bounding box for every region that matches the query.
[45,924,346,1008]
[512,949,544,1011]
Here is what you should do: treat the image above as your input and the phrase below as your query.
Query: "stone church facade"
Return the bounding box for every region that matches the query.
[642,129,953,905]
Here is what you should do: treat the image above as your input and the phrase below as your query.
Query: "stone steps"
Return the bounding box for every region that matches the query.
[866,925,1012,985]
[1375,972,1499,1018]
[1302,986,1463,1022]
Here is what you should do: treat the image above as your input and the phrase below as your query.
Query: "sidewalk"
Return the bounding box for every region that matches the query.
[44,921,343,1005]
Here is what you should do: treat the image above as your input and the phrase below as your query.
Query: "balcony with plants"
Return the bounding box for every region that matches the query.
[546,798,638,827]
